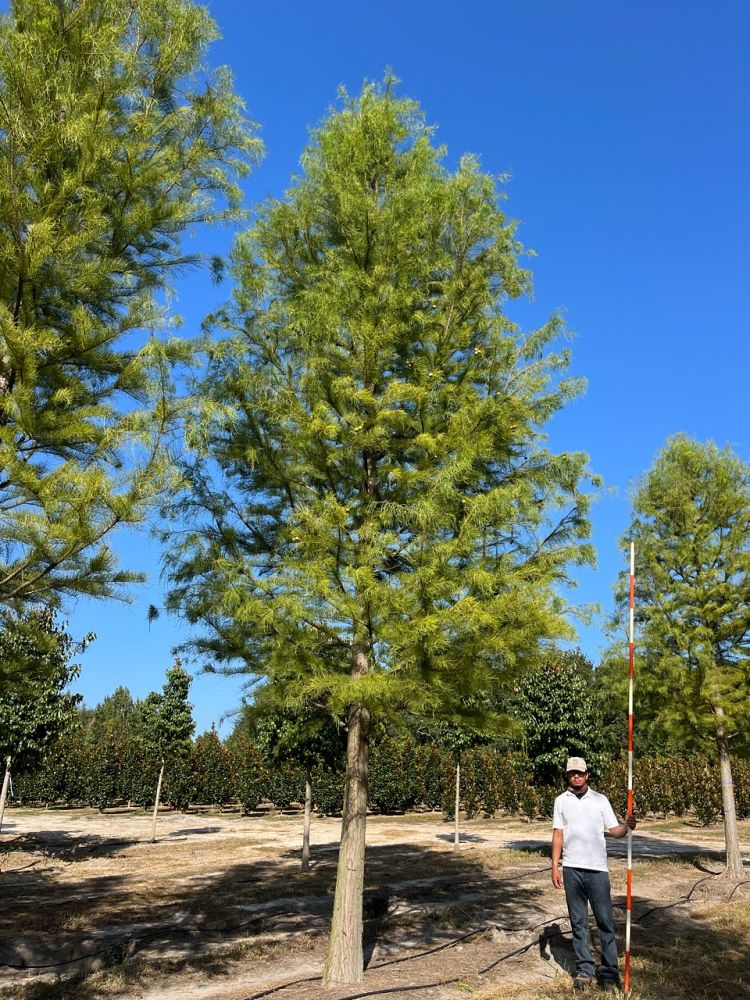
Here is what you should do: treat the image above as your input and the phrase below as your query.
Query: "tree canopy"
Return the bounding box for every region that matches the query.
[627,435,750,752]
[80,686,143,744]
[0,610,86,766]
[0,0,260,609]
[625,434,750,877]
[164,79,597,984]
[166,80,596,719]
[514,649,601,781]
[140,660,195,763]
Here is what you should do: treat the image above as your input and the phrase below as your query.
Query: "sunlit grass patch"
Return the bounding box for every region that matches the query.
[628,900,750,999]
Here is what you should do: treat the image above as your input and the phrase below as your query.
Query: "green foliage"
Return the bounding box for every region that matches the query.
[230,692,346,812]
[122,737,160,807]
[419,744,445,810]
[139,661,195,761]
[513,649,602,781]
[0,0,260,610]
[81,686,143,744]
[624,436,750,752]
[164,78,596,738]
[235,690,346,772]
[230,736,269,813]
[592,651,653,756]
[13,728,84,803]
[310,764,345,815]
[265,761,306,810]
[191,728,233,806]
[425,714,499,759]
[368,734,425,813]
[162,754,195,810]
[441,746,531,818]
[597,753,750,826]
[138,660,195,808]
[0,610,86,767]
[83,736,126,811]
[11,721,750,823]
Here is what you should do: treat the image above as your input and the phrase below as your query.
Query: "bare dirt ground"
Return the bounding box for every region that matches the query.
[1,808,749,999]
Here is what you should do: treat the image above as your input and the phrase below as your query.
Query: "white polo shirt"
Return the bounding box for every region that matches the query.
[552,787,619,872]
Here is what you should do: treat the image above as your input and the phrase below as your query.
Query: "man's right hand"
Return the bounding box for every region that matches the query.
[552,865,562,889]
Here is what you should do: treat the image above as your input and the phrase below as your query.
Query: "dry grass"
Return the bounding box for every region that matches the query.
[2,811,748,1000]
[628,897,750,1000]
[474,900,750,1000]
[1,936,319,1000]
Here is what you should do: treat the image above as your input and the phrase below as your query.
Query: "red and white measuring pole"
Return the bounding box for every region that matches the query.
[624,541,635,994]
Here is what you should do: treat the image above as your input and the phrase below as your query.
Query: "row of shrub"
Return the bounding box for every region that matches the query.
[9,731,750,825]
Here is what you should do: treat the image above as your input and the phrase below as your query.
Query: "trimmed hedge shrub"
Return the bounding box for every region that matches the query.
[10,727,750,825]
[192,730,234,806]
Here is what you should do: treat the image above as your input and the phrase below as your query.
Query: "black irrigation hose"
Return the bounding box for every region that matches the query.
[628,872,720,923]
[725,880,750,903]
[0,863,556,972]
[243,914,573,1000]
[0,863,739,981]
[241,869,744,999]
[0,860,40,875]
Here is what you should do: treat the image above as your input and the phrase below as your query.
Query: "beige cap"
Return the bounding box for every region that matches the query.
[565,757,588,773]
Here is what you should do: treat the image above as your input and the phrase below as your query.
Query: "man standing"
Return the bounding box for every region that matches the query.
[551,757,636,993]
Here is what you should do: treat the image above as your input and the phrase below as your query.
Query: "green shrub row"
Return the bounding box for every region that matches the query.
[10,730,750,825]
[598,753,750,826]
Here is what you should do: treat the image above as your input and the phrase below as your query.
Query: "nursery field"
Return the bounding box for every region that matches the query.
[1,809,749,1000]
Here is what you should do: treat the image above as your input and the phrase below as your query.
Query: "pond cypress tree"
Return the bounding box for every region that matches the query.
[139,659,194,841]
[625,435,750,879]
[0,0,260,608]
[166,80,596,984]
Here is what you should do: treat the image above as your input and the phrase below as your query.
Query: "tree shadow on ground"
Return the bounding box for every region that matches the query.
[434,832,488,844]
[1,830,140,860]
[539,920,576,974]
[4,845,750,1000]
[163,826,222,837]
[0,841,549,998]
[623,893,750,999]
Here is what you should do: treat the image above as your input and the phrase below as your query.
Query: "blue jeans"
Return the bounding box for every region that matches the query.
[562,867,620,984]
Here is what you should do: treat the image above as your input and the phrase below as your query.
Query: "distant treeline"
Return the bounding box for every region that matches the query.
[9,729,750,825]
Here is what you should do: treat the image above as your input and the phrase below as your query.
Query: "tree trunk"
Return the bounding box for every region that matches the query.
[453,757,461,853]
[323,649,371,986]
[302,767,312,872]
[150,761,164,844]
[715,711,743,879]
[0,756,11,833]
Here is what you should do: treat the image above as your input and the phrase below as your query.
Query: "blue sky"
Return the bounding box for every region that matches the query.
[62,1,749,733]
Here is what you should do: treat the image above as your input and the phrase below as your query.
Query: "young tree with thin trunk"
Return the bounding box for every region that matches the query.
[425,719,495,853]
[165,80,596,984]
[625,435,750,879]
[0,757,10,830]
[0,0,260,612]
[139,660,195,842]
[235,693,345,871]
